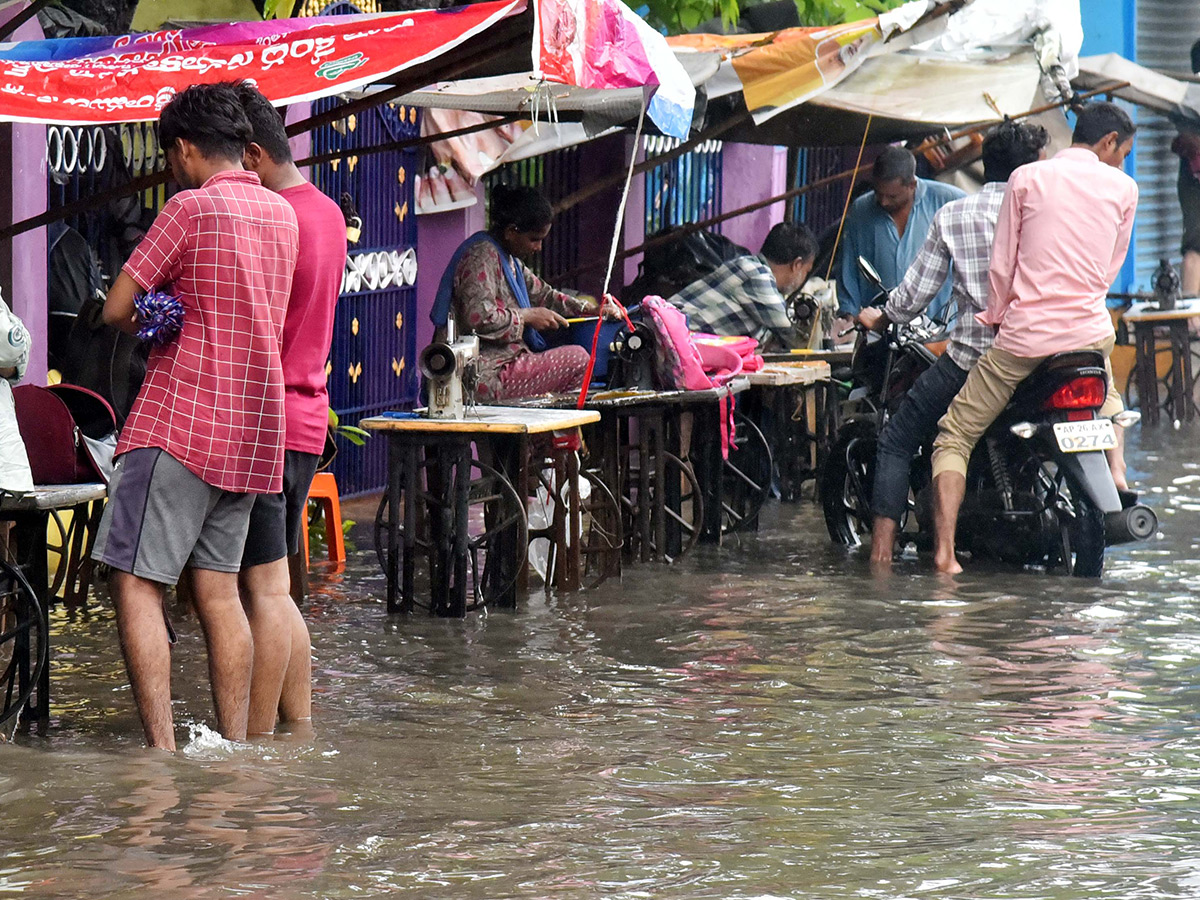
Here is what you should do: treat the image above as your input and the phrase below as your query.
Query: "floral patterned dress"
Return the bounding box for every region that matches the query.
[451,240,591,399]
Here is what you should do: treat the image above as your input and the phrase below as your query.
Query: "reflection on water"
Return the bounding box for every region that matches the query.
[9,427,1200,897]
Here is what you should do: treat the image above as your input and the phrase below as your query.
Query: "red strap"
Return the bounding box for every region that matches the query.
[576,295,633,409]
[576,314,605,409]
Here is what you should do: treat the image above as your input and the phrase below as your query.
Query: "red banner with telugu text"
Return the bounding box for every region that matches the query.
[0,0,525,125]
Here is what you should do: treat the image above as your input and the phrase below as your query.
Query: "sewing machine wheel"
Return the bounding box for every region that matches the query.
[0,559,46,734]
[622,450,703,563]
[721,413,774,534]
[527,466,623,592]
[374,457,527,612]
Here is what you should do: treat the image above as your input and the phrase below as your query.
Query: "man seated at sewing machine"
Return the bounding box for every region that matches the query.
[431,183,622,402]
[668,222,818,349]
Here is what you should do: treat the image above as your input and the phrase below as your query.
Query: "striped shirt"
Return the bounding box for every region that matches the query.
[120,169,299,494]
[669,254,794,344]
[884,182,1006,370]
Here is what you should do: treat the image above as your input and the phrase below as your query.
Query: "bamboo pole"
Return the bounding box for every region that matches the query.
[295,113,522,168]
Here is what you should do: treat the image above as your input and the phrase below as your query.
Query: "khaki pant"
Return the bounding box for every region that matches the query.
[931,336,1122,479]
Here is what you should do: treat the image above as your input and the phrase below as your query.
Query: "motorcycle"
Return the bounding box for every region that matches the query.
[821,257,1157,576]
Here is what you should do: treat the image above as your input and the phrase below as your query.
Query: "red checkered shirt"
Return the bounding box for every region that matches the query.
[119,169,299,494]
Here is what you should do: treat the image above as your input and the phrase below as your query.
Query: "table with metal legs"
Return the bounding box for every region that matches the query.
[361,407,600,617]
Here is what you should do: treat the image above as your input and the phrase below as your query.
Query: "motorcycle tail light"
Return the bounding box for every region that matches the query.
[1045,376,1106,410]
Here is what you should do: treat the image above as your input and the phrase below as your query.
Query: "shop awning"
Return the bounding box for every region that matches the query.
[1075,53,1200,125]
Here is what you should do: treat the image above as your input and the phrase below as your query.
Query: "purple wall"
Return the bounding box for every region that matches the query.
[569,134,626,298]
[720,143,788,253]
[1,4,46,384]
[414,183,485,354]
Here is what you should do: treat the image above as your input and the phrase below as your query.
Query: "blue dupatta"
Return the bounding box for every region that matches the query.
[430,231,546,352]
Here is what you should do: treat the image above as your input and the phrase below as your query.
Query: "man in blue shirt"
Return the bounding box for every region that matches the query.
[837,146,965,318]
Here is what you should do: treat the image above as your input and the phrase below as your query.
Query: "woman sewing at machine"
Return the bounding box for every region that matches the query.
[432,183,621,401]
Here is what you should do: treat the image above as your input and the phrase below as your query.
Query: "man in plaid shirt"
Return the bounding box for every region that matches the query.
[93,85,299,749]
[670,223,818,347]
[856,120,1049,567]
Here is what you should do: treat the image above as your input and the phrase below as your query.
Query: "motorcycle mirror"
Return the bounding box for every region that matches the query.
[857,256,886,293]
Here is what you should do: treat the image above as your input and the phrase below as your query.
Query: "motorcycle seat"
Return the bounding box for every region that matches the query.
[1008,350,1108,411]
[1027,350,1106,374]
[1008,348,1108,412]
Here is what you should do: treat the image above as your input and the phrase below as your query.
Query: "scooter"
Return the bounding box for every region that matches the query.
[821,257,1156,576]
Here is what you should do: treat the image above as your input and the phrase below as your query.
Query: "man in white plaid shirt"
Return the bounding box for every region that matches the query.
[670,223,818,348]
[856,120,1050,567]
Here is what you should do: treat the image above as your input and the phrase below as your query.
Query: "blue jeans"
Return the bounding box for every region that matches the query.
[871,352,969,522]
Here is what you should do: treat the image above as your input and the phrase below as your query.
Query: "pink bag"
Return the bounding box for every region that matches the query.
[695,340,743,383]
[694,333,764,376]
[642,297,713,391]
[641,300,741,459]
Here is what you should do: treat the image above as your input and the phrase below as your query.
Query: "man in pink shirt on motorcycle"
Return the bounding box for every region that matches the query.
[931,102,1138,575]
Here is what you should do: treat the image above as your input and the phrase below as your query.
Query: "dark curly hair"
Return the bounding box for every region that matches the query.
[231,80,293,165]
[982,119,1050,183]
[489,183,553,233]
[158,83,252,164]
[1072,101,1136,147]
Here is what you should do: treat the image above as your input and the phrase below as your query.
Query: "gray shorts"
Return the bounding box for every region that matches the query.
[92,448,256,585]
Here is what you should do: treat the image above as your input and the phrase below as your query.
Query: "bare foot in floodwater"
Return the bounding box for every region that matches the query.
[934,551,963,575]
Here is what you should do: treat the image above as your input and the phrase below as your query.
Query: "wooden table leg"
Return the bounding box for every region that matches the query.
[401,442,419,614]
[385,436,402,613]
[1171,320,1196,422]
[553,444,582,591]
[13,513,50,734]
[696,403,723,545]
[427,445,452,615]
[448,442,472,618]
[637,414,653,563]
[487,434,527,608]
[1135,323,1160,427]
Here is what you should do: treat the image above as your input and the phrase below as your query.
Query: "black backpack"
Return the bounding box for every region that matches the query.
[51,224,147,427]
[624,227,749,305]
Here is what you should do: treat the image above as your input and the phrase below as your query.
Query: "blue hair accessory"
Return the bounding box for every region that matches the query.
[134,290,185,346]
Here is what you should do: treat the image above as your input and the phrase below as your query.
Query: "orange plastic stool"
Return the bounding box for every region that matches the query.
[302,471,346,572]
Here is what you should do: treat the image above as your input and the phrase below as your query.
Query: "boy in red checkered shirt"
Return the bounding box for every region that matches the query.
[94,84,299,750]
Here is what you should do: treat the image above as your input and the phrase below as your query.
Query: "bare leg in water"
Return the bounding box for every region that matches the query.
[870,517,899,567]
[932,471,966,575]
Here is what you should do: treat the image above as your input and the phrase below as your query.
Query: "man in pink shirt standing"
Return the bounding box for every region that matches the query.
[930,102,1138,574]
[94,84,299,748]
[234,83,348,737]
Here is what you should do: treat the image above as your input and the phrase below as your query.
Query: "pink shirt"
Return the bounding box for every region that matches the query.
[278,182,347,455]
[980,146,1137,358]
[121,170,299,494]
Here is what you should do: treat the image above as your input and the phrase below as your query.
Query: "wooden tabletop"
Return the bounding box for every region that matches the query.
[360,406,600,434]
[1124,298,1200,323]
[0,483,107,512]
[746,361,832,387]
[762,348,854,365]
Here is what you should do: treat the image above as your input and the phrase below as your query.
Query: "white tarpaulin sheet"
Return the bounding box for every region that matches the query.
[813,47,1043,125]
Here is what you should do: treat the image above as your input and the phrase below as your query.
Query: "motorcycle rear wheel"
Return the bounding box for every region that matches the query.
[1058,490,1105,578]
[821,423,877,546]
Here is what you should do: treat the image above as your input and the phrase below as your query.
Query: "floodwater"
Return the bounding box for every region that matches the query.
[7,425,1200,899]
